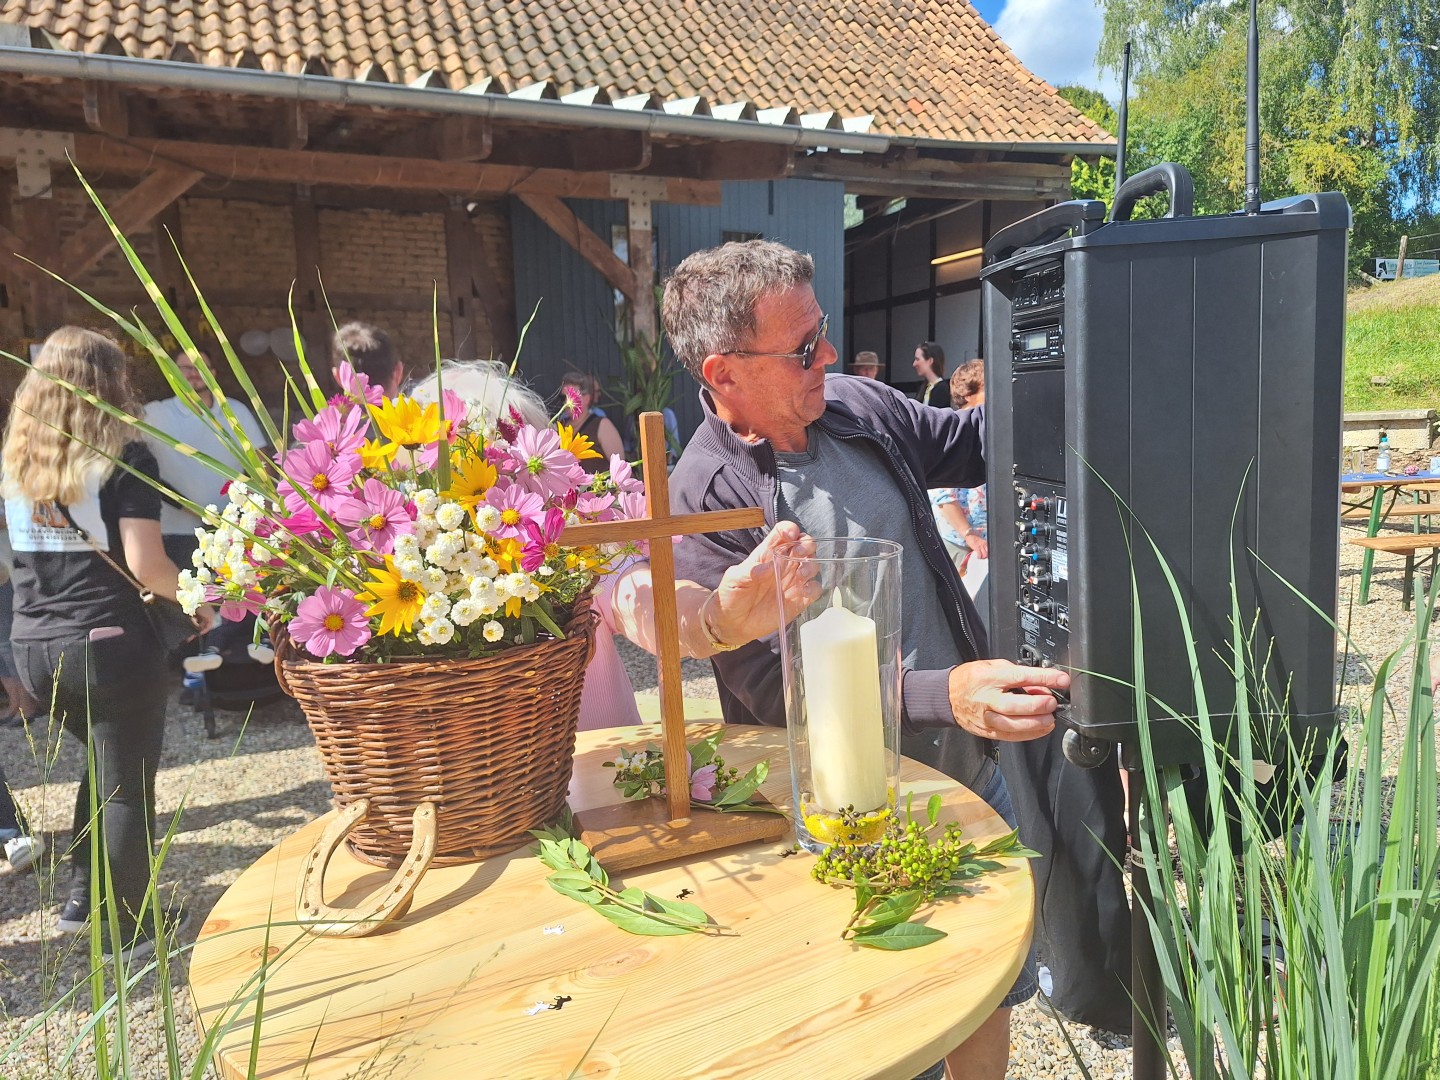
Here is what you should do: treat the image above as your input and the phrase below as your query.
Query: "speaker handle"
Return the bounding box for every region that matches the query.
[1110,162,1195,221]
[984,200,1108,264]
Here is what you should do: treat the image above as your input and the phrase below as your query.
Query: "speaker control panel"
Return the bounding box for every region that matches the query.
[1013,478,1070,670]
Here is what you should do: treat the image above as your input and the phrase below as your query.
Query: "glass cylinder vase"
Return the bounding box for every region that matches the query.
[774,537,902,853]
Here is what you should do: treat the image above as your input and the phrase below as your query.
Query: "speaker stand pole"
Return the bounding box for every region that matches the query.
[1129,769,1167,1080]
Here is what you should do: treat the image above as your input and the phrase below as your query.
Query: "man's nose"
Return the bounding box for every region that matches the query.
[817,336,840,369]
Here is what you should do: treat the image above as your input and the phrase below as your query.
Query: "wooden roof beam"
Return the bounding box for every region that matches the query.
[67,133,722,204]
[517,193,637,302]
[55,164,204,279]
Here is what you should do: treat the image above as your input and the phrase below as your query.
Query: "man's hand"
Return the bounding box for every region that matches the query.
[707,522,820,646]
[947,659,1070,741]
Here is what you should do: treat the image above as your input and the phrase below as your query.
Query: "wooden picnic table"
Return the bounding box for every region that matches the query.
[188,723,1034,1080]
[1341,474,1440,602]
[1348,533,1440,609]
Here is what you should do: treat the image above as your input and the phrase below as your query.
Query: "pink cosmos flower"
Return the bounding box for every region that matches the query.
[564,385,585,422]
[289,586,371,658]
[496,405,525,444]
[293,405,369,457]
[608,454,645,493]
[689,764,719,802]
[218,588,266,622]
[335,359,384,406]
[276,506,336,541]
[277,442,360,514]
[335,477,416,554]
[510,426,585,499]
[414,390,469,470]
[482,481,545,540]
[521,507,567,572]
[575,491,617,519]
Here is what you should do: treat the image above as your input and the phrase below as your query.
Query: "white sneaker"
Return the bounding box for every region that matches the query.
[182,648,224,674]
[246,641,276,664]
[4,835,44,874]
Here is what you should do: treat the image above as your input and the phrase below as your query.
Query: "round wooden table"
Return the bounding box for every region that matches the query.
[189,724,1034,1079]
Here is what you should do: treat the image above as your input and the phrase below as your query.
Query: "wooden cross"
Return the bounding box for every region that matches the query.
[559,412,788,869]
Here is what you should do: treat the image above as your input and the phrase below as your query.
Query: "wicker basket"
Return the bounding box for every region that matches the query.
[275,601,596,868]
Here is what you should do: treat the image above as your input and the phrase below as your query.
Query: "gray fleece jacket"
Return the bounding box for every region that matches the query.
[671,372,991,737]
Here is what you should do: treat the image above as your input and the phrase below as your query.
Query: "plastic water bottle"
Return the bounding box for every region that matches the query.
[1375,434,1391,474]
[1430,454,1440,476]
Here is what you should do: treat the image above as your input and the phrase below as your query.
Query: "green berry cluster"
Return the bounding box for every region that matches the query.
[812,816,980,900]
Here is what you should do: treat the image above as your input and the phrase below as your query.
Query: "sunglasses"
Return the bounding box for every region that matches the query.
[726,313,830,371]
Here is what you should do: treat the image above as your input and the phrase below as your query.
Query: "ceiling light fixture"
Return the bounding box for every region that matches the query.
[930,246,984,266]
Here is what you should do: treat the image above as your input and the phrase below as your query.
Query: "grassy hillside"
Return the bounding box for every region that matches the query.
[1345,275,1440,412]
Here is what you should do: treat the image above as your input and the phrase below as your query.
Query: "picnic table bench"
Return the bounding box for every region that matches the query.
[1348,533,1439,609]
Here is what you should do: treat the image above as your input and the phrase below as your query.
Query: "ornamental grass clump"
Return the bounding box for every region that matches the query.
[1113,525,1440,1080]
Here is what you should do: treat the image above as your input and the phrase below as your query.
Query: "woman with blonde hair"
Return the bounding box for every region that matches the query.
[3,326,212,959]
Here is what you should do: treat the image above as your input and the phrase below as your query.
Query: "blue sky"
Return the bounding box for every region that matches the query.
[969,0,1118,103]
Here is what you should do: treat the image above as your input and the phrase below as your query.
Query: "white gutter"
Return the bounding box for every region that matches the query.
[0,45,895,155]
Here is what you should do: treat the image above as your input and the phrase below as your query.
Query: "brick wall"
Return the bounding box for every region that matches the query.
[2,185,516,411]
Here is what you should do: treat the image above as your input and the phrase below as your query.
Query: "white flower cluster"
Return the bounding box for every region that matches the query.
[176,480,267,614]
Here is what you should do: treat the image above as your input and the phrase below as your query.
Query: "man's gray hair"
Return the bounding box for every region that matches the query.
[662,240,815,381]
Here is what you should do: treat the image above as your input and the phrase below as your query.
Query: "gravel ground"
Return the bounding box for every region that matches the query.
[0,515,1432,1078]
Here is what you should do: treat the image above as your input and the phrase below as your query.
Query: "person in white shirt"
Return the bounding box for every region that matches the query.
[142,349,269,569]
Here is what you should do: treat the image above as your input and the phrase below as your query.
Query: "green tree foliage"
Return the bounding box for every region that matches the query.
[1056,85,1118,206]
[1095,1,1438,269]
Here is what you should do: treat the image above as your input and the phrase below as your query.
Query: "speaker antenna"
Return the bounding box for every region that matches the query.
[1244,0,1261,214]
[1115,41,1131,192]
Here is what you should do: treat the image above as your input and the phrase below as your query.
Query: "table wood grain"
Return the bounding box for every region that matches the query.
[189,724,1034,1080]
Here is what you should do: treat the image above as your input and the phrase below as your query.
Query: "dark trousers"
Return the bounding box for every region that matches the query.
[1000,727,1133,1028]
[16,622,168,926]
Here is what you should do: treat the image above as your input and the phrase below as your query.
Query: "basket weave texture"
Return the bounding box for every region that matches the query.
[275,602,596,867]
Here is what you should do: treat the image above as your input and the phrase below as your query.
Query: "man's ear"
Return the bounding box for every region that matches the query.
[700,353,734,393]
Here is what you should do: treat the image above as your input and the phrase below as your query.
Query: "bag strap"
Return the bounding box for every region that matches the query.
[57,505,157,604]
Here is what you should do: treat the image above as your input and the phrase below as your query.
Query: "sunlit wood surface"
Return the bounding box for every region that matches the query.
[189,723,1033,1080]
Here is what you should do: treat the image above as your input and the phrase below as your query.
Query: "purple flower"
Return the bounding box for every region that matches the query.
[521,507,567,572]
[690,764,719,802]
[335,477,417,554]
[277,442,360,514]
[335,360,383,406]
[483,481,545,539]
[293,405,369,457]
[277,506,336,541]
[289,586,372,658]
[510,426,585,499]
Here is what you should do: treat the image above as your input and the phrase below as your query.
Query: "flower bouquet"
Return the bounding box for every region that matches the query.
[168,360,648,869]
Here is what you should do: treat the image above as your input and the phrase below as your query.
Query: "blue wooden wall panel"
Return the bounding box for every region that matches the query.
[511,178,844,445]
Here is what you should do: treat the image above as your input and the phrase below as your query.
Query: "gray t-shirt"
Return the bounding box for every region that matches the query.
[775,427,994,788]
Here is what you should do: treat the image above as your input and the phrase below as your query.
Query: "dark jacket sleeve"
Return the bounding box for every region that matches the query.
[880,390,985,490]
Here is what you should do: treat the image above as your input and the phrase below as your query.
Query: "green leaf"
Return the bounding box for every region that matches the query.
[688,731,724,770]
[852,922,948,951]
[860,890,924,931]
[713,762,769,807]
[547,878,603,906]
[594,905,696,937]
[927,794,943,827]
[645,895,710,926]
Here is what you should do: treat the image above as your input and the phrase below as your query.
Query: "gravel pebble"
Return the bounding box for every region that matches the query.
[0,522,1430,1077]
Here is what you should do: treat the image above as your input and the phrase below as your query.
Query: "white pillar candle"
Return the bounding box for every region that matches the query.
[799,599,889,812]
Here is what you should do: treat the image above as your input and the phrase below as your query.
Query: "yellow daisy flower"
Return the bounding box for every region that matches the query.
[556,422,602,461]
[356,558,427,637]
[492,536,524,572]
[446,454,498,509]
[360,438,399,471]
[369,396,445,447]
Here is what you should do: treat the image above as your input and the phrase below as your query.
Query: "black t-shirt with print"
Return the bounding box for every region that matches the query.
[5,441,163,643]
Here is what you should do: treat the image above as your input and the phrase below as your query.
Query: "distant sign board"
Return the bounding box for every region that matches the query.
[1375,258,1440,281]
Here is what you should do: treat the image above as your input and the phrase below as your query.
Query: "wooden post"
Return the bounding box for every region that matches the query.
[1396,234,1409,280]
[14,195,65,336]
[443,199,479,361]
[610,175,668,348]
[559,413,787,869]
[291,187,331,378]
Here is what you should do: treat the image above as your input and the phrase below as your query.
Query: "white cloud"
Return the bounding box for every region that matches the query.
[994,0,1119,102]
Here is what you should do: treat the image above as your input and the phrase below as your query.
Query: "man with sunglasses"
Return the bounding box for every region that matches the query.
[665,240,1069,1080]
